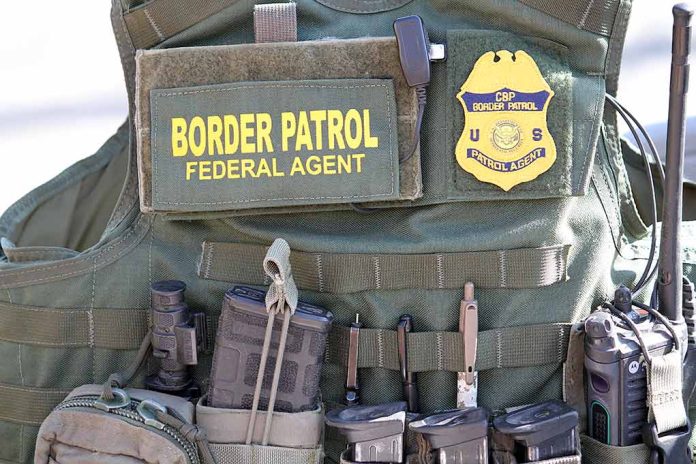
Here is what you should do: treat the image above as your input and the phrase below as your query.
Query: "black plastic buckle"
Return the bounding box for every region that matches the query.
[643,420,693,464]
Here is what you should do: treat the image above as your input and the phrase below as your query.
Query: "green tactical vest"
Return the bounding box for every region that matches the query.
[1,0,696,462]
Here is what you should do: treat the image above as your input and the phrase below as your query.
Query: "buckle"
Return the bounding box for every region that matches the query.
[642,421,693,464]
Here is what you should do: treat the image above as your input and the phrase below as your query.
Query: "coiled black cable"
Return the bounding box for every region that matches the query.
[605,94,660,295]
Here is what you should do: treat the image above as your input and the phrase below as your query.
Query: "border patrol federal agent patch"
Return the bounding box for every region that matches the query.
[455,50,556,191]
[148,79,400,212]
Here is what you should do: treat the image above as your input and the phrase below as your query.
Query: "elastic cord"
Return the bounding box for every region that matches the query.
[606,95,667,298]
[603,303,654,365]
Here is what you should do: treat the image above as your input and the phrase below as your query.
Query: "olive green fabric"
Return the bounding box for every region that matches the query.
[622,139,696,222]
[198,241,571,291]
[519,0,620,37]
[3,0,693,463]
[580,435,650,464]
[123,0,239,49]
[325,323,572,372]
[147,79,400,211]
[447,30,578,200]
[135,37,423,213]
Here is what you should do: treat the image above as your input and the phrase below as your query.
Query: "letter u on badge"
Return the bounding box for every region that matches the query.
[455,50,557,191]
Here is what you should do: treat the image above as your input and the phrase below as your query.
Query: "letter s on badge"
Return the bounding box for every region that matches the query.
[455,50,556,191]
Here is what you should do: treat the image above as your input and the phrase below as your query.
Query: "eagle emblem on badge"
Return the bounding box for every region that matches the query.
[455,50,556,191]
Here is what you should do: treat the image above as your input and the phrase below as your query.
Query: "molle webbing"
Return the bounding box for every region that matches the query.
[198,242,570,291]
[123,0,237,49]
[0,384,70,425]
[208,443,322,464]
[326,323,572,372]
[120,0,623,51]
[518,0,621,36]
[0,302,147,350]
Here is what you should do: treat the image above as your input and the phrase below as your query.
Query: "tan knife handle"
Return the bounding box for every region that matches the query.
[459,282,478,386]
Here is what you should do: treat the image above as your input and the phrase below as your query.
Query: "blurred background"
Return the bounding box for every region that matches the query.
[0,1,693,213]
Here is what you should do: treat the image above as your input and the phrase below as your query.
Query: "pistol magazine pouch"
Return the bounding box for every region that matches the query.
[34,385,196,464]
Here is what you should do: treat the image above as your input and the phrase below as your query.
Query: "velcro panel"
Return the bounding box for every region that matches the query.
[136,37,422,215]
[148,79,399,211]
[199,241,571,292]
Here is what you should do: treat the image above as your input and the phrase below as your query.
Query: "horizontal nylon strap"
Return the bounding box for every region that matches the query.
[326,323,571,372]
[518,0,620,36]
[123,0,237,49]
[199,242,570,292]
[0,302,147,349]
[0,383,70,425]
[208,443,322,464]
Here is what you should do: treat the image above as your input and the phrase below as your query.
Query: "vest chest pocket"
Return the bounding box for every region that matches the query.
[135,38,423,217]
[446,30,604,201]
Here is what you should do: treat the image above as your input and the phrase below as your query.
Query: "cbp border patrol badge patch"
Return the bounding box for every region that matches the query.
[455,50,556,191]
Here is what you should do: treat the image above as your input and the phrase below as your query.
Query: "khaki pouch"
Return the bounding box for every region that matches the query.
[34,385,199,464]
[196,397,324,464]
[135,37,422,217]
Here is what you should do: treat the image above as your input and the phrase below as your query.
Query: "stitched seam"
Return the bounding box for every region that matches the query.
[143,8,165,41]
[558,326,565,363]
[151,82,395,206]
[147,217,155,327]
[578,0,595,29]
[0,216,144,278]
[204,242,215,279]
[372,256,382,289]
[148,217,154,316]
[5,250,77,258]
[315,0,411,14]
[0,216,150,288]
[577,76,603,192]
[436,332,443,370]
[436,254,444,289]
[315,254,325,293]
[377,330,385,368]
[17,345,24,386]
[0,383,71,393]
[496,330,503,368]
[89,258,97,383]
[498,250,507,288]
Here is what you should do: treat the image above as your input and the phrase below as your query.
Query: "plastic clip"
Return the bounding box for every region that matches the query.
[643,421,693,464]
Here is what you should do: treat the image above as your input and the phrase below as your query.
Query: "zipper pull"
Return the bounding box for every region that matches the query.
[94,388,131,412]
[136,399,168,430]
